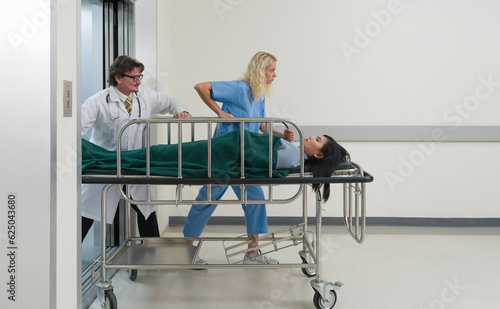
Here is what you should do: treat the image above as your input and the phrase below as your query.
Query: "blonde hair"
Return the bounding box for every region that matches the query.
[241,51,277,102]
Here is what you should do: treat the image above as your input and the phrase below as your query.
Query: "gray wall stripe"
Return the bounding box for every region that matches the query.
[169,216,500,227]
[299,126,500,142]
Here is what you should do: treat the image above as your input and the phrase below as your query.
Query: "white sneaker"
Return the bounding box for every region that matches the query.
[243,251,279,265]
[194,257,208,265]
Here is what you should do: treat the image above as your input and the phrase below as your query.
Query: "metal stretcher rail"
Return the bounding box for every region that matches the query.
[82,175,373,185]
[82,117,373,309]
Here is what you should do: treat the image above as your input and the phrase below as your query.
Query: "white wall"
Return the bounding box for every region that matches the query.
[55,0,81,307]
[0,0,80,308]
[1,1,54,307]
[164,0,500,125]
[153,0,500,220]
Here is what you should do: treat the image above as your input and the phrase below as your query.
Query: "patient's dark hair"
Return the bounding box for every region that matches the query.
[305,135,348,202]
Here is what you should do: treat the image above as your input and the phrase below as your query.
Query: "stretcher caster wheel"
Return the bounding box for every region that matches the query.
[103,289,117,309]
[127,269,137,281]
[313,289,337,309]
[300,257,316,277]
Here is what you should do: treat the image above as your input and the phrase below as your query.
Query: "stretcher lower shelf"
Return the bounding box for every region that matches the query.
[108,238,201,268]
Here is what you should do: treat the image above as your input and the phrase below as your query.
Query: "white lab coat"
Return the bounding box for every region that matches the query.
[81,86,189,223]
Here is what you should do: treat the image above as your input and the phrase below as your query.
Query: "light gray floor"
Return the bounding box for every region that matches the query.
[89,225,500,309]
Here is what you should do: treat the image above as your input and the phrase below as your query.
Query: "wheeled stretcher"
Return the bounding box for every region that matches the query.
[81,117,373,309]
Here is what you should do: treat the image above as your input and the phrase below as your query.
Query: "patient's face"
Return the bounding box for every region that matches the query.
[304,135,328,159]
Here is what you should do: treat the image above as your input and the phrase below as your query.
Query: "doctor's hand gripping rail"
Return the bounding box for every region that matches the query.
[81,117,373,309]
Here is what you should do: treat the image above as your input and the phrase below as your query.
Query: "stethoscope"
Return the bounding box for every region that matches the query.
[106,90,142,119]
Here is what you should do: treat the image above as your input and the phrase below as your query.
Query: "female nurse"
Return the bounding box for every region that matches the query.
[183,51,294,264]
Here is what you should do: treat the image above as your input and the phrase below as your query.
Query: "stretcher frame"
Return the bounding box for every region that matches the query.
[81,117,373,309]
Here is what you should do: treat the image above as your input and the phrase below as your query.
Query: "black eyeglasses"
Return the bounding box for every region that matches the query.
[121,74,144,82]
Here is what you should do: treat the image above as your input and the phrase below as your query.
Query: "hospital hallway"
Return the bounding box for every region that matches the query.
[87,225,499,309]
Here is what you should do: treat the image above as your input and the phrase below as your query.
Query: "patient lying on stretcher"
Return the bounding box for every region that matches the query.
[81,129,348,202]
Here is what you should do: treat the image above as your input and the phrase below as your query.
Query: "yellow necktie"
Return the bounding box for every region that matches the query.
[124,96,132,115]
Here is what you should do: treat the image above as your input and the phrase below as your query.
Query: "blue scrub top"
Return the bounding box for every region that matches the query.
[211,80,266,136]
[275,139,308,169]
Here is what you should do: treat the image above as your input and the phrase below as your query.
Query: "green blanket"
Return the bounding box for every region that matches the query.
[82,129,289,178]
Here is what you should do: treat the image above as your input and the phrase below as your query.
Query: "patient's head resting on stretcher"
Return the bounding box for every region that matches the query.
[304,135,349,203]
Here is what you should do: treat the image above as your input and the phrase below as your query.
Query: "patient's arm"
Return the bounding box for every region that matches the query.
[259,123,295,141]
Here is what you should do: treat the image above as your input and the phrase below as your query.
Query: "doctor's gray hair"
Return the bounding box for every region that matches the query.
[108,55,145,87]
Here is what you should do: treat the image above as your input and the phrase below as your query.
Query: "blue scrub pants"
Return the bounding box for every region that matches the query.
[183,185,268,237]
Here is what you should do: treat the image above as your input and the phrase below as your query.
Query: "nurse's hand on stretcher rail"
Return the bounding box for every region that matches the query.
[217,110,235,125]
[215,112,295,141]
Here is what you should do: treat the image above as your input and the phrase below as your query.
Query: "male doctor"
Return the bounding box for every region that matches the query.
[81,55,190,240]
